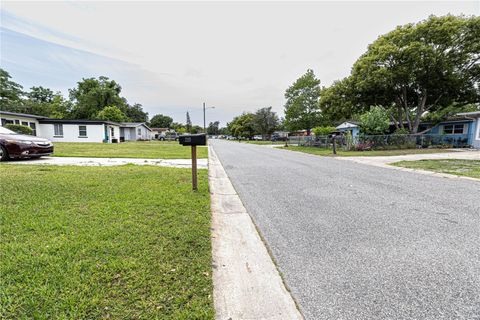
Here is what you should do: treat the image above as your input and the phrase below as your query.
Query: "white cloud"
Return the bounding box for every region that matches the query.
[1,1,479,125]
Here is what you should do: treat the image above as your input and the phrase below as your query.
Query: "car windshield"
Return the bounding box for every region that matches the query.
[0,126,16,134]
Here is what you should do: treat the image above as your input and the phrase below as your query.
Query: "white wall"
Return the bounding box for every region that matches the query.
[40,123,106,142]
[135,125,151,140]
[0,114,41,136]
[474,118,480,149]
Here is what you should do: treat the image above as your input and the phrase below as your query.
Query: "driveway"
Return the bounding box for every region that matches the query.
[2,156,208,168]
[210,140,480,320]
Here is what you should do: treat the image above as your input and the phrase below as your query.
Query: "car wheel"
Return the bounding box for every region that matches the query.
[0,145,9,161]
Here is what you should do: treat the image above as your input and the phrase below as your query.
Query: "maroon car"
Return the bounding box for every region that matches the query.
[0,127,54,161]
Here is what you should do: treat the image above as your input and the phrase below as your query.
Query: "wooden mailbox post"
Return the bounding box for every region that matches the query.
[179,134,207,191]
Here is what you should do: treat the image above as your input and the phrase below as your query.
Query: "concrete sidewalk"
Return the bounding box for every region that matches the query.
[209,146,302,320]
[337,150,479,165]
[336,150,480,180]
[2,156,208,168]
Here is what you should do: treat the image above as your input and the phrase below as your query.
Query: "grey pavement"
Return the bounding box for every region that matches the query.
[210,139,480,320]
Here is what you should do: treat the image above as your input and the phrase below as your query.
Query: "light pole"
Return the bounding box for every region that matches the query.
[203,102,215,134]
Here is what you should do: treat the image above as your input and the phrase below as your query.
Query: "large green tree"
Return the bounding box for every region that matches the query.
[28,86,54,103]
[186,112,192,132]
[23,86,72,118]
[69,76,127,119]
[253,107,279,137]
[227,113,255,138]
[319,77,362,123]
[125,103,148,122]
[0,68,24,111]
[207,121,220,135]
[150,114,173,128]
[96,106,128,122]
[284,69,322,134]
[350,15,480,133]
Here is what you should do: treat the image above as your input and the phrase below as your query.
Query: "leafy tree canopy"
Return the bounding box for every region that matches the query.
[207,121,220,135]
[359,106,390,135]
[125,103,148,122]
[253,107,279,136]
[284,69,322,134]
[350,15,480,133]
[69,76,126,119]
[312,126,337,136]
[227,113,255,138]
[96,106,128,122]
[0,68,24,110]
[150,114,173,128]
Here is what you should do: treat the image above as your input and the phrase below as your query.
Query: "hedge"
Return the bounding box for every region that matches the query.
[5,124,34,135]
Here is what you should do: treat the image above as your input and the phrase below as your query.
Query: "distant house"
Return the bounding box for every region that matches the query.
[336,121,360,137]
[120,123,152,141]
[0,111,121,143]
[150,127,169,139]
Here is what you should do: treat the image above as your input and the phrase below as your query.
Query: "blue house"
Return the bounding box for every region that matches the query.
[422,112,479,148]
[335,112,480,149]
[336,121,360,137]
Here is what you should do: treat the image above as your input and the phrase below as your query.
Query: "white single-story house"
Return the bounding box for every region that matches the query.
[39,119,121,143]
[0,111,121,143]
[120,122,152,141]
[0,111,44,136]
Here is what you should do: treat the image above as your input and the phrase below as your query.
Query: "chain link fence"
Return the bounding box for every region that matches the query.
[289,133,473,150]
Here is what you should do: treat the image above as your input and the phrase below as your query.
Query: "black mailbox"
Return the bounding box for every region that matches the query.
[179,134,207,146]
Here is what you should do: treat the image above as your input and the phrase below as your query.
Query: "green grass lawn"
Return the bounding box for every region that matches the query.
[392,159,480,179]
[0,165,213,319]
[52,141,208,159]
[280,146,455,157]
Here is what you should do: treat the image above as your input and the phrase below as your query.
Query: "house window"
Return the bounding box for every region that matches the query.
[29,123,37,136]
[111,127,115,137]
[79,125,87,137]
[2,119,14,126]
[14,120,20,124]
[54,124,64,137]
[22,121,28,126]
[137,128,141,135]
[443,124,465,135]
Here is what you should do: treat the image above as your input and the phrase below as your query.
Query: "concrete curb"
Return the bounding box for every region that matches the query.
[209,145,303,320]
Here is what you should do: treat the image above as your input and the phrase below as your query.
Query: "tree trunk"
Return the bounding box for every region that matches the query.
[412,91,427,134]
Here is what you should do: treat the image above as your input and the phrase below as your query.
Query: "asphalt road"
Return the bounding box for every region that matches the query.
[210,140,480,320]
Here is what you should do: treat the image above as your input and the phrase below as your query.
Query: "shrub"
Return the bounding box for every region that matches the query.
[5,124,33,135]
[312,126,336,136]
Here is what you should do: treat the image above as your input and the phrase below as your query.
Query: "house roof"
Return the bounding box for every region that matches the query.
[0,111,47,119]
[39,119,121,125]
[120,122,152,131]
[336,121,359,129]
[457,111,480,117]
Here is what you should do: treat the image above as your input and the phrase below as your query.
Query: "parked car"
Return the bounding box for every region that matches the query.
[0,126,53,161]
[159,132,179,141]
[253,135,263,140]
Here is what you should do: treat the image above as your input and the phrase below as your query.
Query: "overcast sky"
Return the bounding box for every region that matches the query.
[1,1,478,126]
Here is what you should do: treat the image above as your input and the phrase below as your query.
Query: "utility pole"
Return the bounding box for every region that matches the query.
[203,102,206,133]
